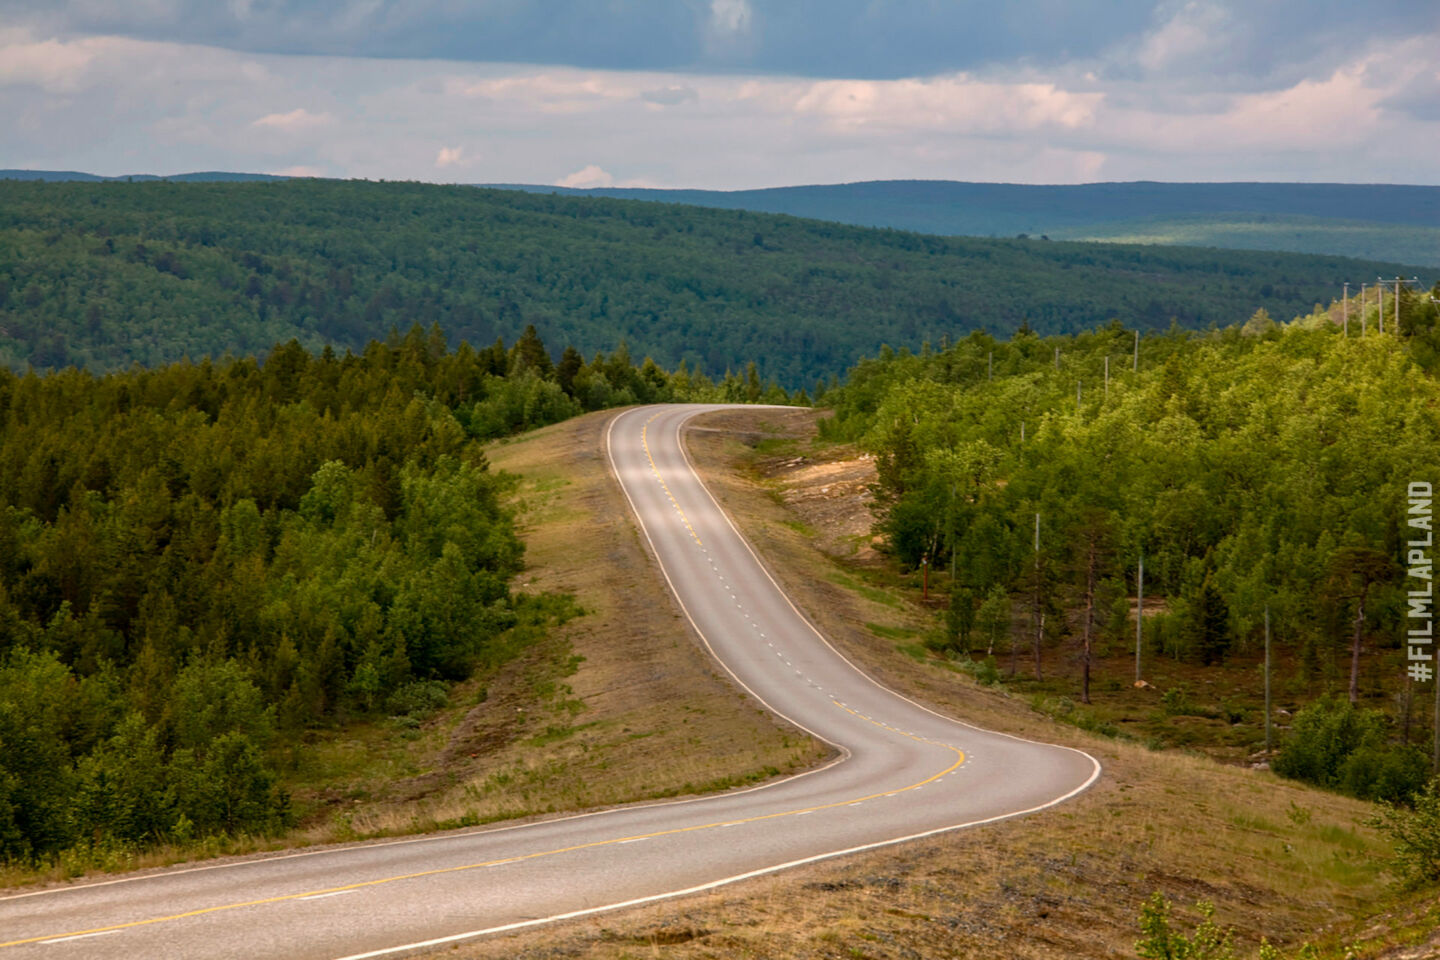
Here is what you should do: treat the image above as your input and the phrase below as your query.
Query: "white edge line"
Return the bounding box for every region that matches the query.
[304,404,1098,960]
[675,405,1104,776]
[0,409,850,907]
[604,408,853,760]
[39,930,122,945]
[331,758,1099,960]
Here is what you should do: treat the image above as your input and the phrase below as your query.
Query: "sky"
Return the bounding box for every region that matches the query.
[1,1,1437,188]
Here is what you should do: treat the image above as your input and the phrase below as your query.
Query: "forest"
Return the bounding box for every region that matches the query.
[822,287,1440,801]
[0,178,1418,385]
[0,325,785,864]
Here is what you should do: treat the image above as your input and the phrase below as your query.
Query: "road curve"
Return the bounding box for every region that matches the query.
[0,404,1099,960]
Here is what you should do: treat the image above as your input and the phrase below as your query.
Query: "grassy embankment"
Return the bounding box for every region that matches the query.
[441,407,1437,960]
[0,409,822,890]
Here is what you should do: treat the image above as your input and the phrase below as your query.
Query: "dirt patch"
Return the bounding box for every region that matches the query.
[296,410,830,841]
[766,446,882,562]
[439,406,1403,960]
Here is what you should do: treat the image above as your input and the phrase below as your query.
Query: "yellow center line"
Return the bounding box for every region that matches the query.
[642,413,703,547]
[3,704,963,949]
[1,414,968,951]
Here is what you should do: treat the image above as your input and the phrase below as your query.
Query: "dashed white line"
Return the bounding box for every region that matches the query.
[297,890,358,902]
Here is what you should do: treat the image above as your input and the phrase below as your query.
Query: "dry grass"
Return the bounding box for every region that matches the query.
[439,407,1416,960]
[0,410,823,891]
[334,410,828,838]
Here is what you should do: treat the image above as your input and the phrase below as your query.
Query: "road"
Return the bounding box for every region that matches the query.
[0,404,1099,960]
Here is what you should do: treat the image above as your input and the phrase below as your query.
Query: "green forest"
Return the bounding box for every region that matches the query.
[822,288,1440,801]
[0,178,1418,385]
[0,325,785,864]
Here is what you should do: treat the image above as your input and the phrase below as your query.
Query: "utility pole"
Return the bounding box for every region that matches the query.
[1034,512,1043,680]
[949,484,957,584]
[1395,275,1402,333]
[1380,276,1421,335]
[1133,329,1140,372]
[1054,346,1060,371]
[1264,605,1272,753]
[1342,282,1349,337]
[988,351,993,381]
[1020,420,1025,443]
[1361,283,1368,335]
[1135,554,1144,683]
[1378,281,1385,334]
[1077,380,1082,411]
[1104,355,1110,398]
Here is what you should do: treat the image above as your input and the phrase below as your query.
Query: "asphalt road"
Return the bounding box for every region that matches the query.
[0,404,1099,960]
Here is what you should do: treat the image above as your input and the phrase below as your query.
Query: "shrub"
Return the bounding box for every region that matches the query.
[386,680,450,719]
[1367,776,1440,887]
[1273,695,1425,802]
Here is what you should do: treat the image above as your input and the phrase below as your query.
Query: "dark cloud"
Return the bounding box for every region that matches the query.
[2,0,1427,81]
[1381,69,1440,122]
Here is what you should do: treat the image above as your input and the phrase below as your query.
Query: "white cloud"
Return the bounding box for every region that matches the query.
[556,165,615,188]
[2,28,1437,189]
[272,164,327,177]
[709,0,753,36]
[641,84,698,107]
[252,107,333,130]
[783,75,1102,135]
[1137,1,1232,73]
[0,29,98,92]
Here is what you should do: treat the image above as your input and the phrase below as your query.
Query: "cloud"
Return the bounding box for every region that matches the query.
[252,107,332,129]
[1,20,1437,190]
[785,76,1102,135]
[0,0,1426,86]
[556,164,614,188]
[0,29,98,92]
[640,84,698,106]
[709,0,752,36]
[272,163,326,176]
[1136,1,1232,73]
[1381,67,1440,122]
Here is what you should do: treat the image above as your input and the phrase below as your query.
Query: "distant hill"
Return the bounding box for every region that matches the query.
[0,170,290,183]
[0,179,1423,384]
[488,180,1440,266]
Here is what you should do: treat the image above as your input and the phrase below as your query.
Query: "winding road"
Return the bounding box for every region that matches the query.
[0,404,1099,960]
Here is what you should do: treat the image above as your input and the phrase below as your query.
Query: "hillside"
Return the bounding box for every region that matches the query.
[0,179,1422,385]
[494,180,1440,267]
[0,170,289,183]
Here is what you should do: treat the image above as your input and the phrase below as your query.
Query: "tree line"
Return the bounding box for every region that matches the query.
[0,325,788,863]
[822,288,1440,800]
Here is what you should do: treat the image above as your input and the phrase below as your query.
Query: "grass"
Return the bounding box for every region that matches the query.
[1051,214,1440,268]
[433,406,1433,960]
[0,410,826,892]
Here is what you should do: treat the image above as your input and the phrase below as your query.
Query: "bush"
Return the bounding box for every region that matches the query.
[1160,686,1211,718]
[1135,893,1235,960]
[1367,776,1440,887]
[386,680,450,719]
[1273,695,1425,801]
[1135,893,1315,959]
[1338,743,1431,804]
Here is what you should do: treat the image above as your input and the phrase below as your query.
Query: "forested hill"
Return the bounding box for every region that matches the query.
[0,178,1420,385]
[821,301,1440,801]
[494,180,1440,266]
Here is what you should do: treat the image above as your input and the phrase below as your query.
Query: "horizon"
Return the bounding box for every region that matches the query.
[8,170,1440,191]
